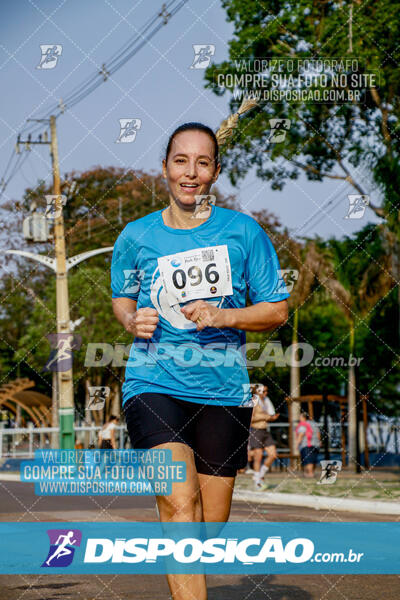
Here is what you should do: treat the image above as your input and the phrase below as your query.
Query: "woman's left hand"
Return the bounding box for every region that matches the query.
[180,300,226,331]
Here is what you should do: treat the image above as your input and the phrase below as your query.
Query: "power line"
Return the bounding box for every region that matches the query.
[297,187,347,237]
[59,4,165,108]
[1,152,29,192]
[49,1,185,114]
[0,1,188,200]
[20,1,185,122]
[1,150,16,182]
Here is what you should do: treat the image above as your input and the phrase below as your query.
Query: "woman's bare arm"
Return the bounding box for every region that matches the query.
[222,300,288,332]
[113,297,288,335]
[112,297,158,339]
[182,299,288,333]
[112,297,137,329]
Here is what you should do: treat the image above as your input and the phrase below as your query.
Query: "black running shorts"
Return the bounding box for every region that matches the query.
[123,392,253,477]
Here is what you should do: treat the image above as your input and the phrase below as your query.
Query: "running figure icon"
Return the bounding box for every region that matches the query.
[45,531,77,566]
[43,333,82,372]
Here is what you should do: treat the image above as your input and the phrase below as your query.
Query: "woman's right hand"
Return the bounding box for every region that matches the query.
[123,307,159,339]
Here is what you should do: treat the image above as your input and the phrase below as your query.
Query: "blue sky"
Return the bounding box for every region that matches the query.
[0,0,380,240]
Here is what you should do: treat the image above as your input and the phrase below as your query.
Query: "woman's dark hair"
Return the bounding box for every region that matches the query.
[164,122,219,169]
[109,415,118,421]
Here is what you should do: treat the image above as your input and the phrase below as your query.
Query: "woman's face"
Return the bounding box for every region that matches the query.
[162,129,220,210]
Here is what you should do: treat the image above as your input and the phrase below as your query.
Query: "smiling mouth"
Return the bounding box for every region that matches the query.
[180,183,199,190]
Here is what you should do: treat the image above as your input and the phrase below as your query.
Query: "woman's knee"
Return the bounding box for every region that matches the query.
[157,490,203,521]
[202,505,230,523]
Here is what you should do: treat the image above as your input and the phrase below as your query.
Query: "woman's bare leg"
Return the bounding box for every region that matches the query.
[196,473,236,595]
[197,473,235,522]
[154,442,207,600]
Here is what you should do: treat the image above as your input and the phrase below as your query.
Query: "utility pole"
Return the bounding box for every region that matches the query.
[50,115,75,450]
[5,116,114,449]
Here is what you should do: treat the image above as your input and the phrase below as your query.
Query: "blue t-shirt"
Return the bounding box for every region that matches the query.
[111,205,290,407]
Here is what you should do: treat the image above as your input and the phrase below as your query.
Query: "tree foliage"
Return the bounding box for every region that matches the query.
[205,0,400,226]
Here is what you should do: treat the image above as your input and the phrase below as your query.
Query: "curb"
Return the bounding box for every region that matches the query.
[0,473,20,481]
[233,490,400,515]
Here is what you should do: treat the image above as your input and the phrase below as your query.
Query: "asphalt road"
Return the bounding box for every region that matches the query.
[0,481,398,600]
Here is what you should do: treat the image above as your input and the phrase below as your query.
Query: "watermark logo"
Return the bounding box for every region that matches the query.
[121,269,145,294]
[36,45,62,69]
[344,195,370,219]
[87,386,110,411]
[318,460,342,485]
[45,194,67,219]
[83,341,361,370]
[192,194,216,219]
[42,529,82,567]
[190,45,215,69]
[84,534,315,565]
[22,449,186,497]
[84,341,317,369]
[268,119,291,143]
[43,334,82,373]
[312,355,363,368]
[116,119,142,143]
[222,58,379,104]
[276,269,299,293]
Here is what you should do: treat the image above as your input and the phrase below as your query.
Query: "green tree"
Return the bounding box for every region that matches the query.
[329,223,399,415]
[206,0,400,224]
[0,269,36,382]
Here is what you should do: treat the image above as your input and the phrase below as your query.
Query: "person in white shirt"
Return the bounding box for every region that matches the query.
[248,385,279,488]
[98,415,118,450]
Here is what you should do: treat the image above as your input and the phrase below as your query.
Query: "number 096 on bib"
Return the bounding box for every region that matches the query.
[157,245,233,306]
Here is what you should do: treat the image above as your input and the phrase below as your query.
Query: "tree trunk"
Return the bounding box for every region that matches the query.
[51,371,58,449]
[394,237,400,346]
[290,308,301,460]
[84,378,93,448]
[347,321,357,466]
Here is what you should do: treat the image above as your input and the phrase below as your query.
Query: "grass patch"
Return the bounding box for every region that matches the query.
[235,474,400,501]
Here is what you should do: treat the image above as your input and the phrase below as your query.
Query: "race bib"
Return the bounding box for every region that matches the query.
[158,245,233,306]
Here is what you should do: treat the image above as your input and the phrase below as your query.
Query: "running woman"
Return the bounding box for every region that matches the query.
[111,121,290,600]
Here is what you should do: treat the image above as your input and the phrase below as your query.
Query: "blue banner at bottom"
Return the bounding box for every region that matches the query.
[0,522,398,574]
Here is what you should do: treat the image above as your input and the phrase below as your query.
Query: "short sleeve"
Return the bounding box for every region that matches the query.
[244,228,290,304]
[111,225,141,300]
[296,425,306,435]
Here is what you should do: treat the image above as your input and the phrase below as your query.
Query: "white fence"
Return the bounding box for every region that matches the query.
[0,425,130,458]
[1,419,398,460]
